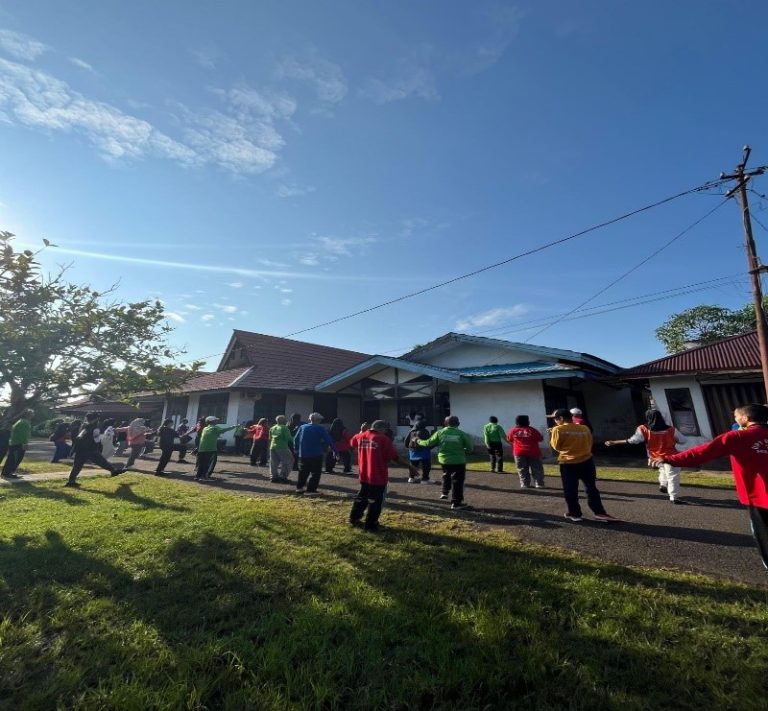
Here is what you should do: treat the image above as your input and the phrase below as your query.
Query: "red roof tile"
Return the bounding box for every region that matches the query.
[180,366,253,393]
[622,331,761,377]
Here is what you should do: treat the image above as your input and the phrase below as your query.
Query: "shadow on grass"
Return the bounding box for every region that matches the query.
[3,481,90,506]
[78,482,190,512]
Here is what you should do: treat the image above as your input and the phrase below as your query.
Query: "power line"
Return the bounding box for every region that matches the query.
[282,177,730,338]
[520,196,731,344]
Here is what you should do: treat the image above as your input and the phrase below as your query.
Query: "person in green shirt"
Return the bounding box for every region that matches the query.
[233,422,246,455]
[1,409,34,479]
[417,415,475,510]
[269,415,295,483]
[483,415,507,473]
[195,416,237,481]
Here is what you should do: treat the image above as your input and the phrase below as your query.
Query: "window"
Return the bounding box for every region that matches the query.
[312,394,338,421]
[664,387,701,436]
[198,392,230,423]
[252,393,287,422]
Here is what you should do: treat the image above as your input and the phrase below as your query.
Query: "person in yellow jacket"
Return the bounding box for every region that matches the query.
[549,408,618,523]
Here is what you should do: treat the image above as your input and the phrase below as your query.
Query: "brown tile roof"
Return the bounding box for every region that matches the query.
[230,330,370,391]
[621,331,761,378]
[180,366,253,393]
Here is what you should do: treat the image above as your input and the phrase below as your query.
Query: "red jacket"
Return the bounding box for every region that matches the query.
[664,424,768,508]
[332,428,352,452]
[507,426,543,457]
[248,424,269,441]
[350,430,398,486]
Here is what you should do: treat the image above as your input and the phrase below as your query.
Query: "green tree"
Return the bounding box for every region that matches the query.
[0,231,200,423]
[655,300,767,354]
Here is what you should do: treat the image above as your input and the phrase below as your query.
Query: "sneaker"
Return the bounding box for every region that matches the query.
[534,483,545,489]
[154,471,166,476]
[349,519,363,528]
[407,477,419,483]
[594,513,620,523]
[177,459,188,463]
[521,483,533,489]
[64,481,80,488]
[659,485,668,494]
[451,502,469,510]
[439,493,448,500]
[295,487,306,494]
[363,525,381,533]
[564,513,583,522]
[670,498,687,505]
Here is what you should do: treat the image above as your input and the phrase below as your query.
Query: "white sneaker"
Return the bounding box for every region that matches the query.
[439,493,448,500]
[407,477,418,483]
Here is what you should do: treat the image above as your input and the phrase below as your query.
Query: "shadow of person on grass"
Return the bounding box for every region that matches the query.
[78,482,189,512]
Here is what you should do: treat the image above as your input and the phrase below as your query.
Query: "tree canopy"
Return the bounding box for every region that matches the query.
[0,231,200,422]
[655,300,763,354]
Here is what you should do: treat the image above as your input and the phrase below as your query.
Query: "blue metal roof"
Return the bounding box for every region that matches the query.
[454,362,577,378]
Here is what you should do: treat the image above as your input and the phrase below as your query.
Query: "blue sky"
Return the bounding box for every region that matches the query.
[1,0,767,368]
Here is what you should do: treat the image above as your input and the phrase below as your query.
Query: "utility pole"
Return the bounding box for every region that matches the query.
[722,146,768,397]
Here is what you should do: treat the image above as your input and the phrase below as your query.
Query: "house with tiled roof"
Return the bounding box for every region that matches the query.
[620,330,765,444]
[161,330,370,437]
[315,332,642,443]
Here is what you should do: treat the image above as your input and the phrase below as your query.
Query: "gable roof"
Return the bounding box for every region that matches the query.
[403,332,620,374]
[621,331,761,378]
[196,330,370,392]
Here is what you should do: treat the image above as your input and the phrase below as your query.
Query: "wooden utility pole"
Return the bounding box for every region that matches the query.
[722,146,768,397]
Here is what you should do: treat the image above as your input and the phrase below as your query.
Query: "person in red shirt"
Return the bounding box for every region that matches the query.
[248,418,269,466]
[507,415,545,488]
[327,418,353,473]
[349,420,400,532]
[651,403,768,570]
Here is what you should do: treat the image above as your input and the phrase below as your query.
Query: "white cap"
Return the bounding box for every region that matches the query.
[570,408,582,416]
[205,416,218,423]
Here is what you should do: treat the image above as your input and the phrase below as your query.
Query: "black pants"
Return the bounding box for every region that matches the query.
[487,441,504,471]
[126,444,144,468]
[178,442,189,461]
[68,450,120,484]
[748,505,768,570]
[156,446,174,474]
[410,458,432,481]
[195,451,217,479]
[350,483,387,530]
[297,456,323,492]
[338,450,352,473]
[250,440,268,466]
[559,458,607,517]
[1,444,25,476]
[442,464,466,504]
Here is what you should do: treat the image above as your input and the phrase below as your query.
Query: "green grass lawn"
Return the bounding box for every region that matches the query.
[466,457,735,489]
[1,475,765,710]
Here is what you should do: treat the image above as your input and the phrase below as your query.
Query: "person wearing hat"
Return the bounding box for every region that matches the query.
[417,415,474,510]
[549,408,617,523]
[293,412,335,495]
[349,420,400,531]
[65,412,126,486]
[195,416,237,481]
[569,408,591,430]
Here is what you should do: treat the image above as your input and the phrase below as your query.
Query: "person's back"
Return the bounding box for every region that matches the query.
[508,425,543,456]
[638,425,680,459]
[483,421,504,443]
[198,424,224,453]
[353,429,398,485]
[294,422,332,457]
[9,416,32,446]
[73,421,99,454]
[428,425,474,464]
[550,422,593,463]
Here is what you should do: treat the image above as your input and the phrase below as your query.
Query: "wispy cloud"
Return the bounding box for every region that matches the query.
[465,5,523,74]
[190,47,217,70]
[360,62,439,104]
[455,305,529,331]
[280,298,292,306]
[0,29,47,61]
[184,303,202,310]
[226,281,243,289]
[275,54,347,111]
[299,254,320,267]
[276,183,316,198]
[68,57,95,73]
[165,311,186,323]
[214,304,238,313]
[318,235,377,256]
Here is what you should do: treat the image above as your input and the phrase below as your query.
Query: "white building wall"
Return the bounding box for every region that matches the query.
[447,380,549,453]
[648,375,712,446]
[420,344,540,369]
[187,393,200,424]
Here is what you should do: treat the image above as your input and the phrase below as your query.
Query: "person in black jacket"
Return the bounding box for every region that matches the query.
[65,412,125,487]
[155,418,177,475]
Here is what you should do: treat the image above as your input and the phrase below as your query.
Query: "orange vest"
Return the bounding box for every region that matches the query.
[639,425,678,459]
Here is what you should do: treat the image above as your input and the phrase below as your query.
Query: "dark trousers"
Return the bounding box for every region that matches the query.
[442,464,466,504]
[178,443,189,461]
[156,446,174,473]
[126,444,144,468]
[0,434,9,467]
[748,505,768,570]
[68,450,119,484]
[250,440,268,466]
[350,483,387,530]
[559,458,607,517]
[297,456,323,492]
[325,450,336,472]
[1,444,25,476]
[487,441,504,472]
[195,451,217,479]
[52,440,71,462]
[338,450,352,473]
[410,458,432,480]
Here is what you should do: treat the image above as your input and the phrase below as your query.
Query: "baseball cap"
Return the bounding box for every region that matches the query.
[570,408,583,416]
[546,408,571,420]
[205,416,218,423]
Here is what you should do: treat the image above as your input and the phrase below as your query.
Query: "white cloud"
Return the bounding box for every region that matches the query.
[299,254,320,267]
[279,288,293,293]
[68,57,95,73]
[400,217,429,238]
[276,55,347,107]
[165,311,186,323]
[218,304,238,313]
[0,29,48,61]
[201,313,215,322]
[276,183,316,198]
[465,5,524,74]
[184,303,202,310]
[318,235,377,256]
[191,47,217,70]
[361,63,439,104]
[280,298,292,306]
[455,305,529,331]
[226,281,243,289]
[257,258,289,268]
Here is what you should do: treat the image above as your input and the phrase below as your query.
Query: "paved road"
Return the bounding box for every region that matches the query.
[6,444,767,588]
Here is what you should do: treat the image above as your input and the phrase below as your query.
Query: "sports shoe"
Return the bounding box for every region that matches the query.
[1,472,19,479]
[670,498,687,505]
[534,483,545,489]
[659,485,668,494]
[594,513,619,523]
[451,502,469,510]
[564,513,583,522]
[295,486,306,494]
[439,493,448,500]
[64,481,80,488]
[407,477,419,483]
[349,519,363,528]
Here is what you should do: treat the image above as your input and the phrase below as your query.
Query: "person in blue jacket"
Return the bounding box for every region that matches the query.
[294,412,335,495]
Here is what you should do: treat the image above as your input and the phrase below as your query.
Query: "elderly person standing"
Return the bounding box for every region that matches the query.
[269,415,295,483]
[417,415,474,510]
[293,412,335,495]
[118,417,154,469]
[1,409,34,479]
